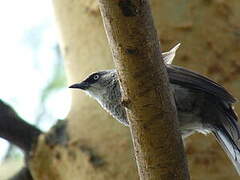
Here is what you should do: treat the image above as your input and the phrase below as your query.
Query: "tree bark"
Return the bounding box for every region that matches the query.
[13,0,238,180]
[28,0,139,179]
[98,0,189,179]
[0,100,40,180]
[0,100,41,154]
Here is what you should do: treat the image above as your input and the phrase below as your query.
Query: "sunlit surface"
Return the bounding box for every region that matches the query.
[0,0,70,166]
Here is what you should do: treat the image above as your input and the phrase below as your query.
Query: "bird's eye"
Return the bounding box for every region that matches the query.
[93,74,100,80]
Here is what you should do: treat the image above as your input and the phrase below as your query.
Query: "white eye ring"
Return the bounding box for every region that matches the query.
[93,74,99,80]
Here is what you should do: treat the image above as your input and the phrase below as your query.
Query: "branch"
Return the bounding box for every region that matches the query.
[9,167,33,180]
[98,0,190,179]
[0,100,42,154]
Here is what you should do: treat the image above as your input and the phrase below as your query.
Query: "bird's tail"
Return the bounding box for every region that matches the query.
[213,126,240,174]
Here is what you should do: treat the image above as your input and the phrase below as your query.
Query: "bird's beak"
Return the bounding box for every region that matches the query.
[69,81,89,90]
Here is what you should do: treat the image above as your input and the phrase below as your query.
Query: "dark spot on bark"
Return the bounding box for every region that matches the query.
[118,0,137,17]
[55,151,61,160]
[68,150,77,160]
[180,55,189,62]
[206,40,213,49]
[194,157,210,166]
[186,145,196,155]
[142,103,154,108]
[126,48,138,55]
[202,0,212,5]
[121,97,131,108]
[85,7,100,16]
[207,63,224,75]
[45,120,69,147]
[230,60,240,73]
[78,145,105,168]
[175,23,193,31]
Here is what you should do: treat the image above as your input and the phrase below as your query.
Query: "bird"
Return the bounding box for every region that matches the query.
[69,44,240,174]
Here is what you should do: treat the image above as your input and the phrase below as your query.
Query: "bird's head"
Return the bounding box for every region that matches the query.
[69,43,180,102]
[69,70,117,99]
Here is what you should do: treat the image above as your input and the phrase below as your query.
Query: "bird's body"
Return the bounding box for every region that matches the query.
[70,44,240,174]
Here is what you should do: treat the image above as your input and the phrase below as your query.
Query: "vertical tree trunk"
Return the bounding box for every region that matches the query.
[98,0,189,179]
[150,1,240,179]
[28,0,240,179]
[30,0,138,179]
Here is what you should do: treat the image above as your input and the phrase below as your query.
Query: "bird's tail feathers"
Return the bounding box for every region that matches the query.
[213,126,240,175]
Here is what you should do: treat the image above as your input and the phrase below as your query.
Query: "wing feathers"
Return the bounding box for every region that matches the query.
[167,65,237,103]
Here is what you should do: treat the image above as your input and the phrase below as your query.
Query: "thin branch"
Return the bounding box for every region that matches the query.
[98,0,190,179]
[0,100,42,154]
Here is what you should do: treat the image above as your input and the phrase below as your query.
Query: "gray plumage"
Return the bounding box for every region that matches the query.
[70,44,240,175]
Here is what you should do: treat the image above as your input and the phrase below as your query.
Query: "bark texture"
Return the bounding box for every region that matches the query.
[98,0,189,179]
[26,0,240,180]
[0,100,41,154]
[29,0,138,179]
[152,1,240,179]
[0,100,40,180]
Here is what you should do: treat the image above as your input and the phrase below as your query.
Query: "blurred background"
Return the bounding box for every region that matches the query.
[0,0,70,178]
[0,0,240,179]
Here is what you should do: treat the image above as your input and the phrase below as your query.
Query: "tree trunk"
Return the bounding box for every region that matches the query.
[29,0,138,179]
[28,0,240,179]
[98,0,189,179]
[151,1,240,179]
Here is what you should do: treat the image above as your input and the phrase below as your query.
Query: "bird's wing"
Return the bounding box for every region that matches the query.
[167,65,237,103]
